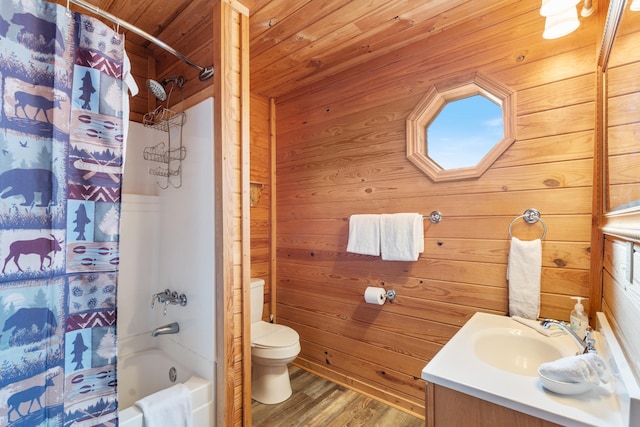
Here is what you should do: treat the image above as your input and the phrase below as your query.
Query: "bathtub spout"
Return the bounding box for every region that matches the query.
[151,322,180,337]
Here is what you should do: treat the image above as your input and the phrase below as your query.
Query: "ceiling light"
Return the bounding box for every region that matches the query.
[543,6,580,39]
[540,0,580,17]
[631,0,640,12]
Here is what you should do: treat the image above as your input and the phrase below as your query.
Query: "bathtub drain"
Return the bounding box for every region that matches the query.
[169,366,177,383]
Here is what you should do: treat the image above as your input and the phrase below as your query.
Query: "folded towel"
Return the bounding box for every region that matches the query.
[346,214,381,256]
[135,383,193,427]
[511,316,565,337]
[380,213,424,261]
[538,353,610,385]
[507,237,542,320]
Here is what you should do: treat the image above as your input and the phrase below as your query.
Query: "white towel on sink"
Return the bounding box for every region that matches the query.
[538,353,610,385]
[135,382,193,427]
[507,237,542,320]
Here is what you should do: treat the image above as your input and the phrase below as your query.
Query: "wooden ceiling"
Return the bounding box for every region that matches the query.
[247,0,532,99]
[53,0,573,100]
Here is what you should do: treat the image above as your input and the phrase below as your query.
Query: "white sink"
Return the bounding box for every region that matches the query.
[422,312,640,427]
[473,327,565,376]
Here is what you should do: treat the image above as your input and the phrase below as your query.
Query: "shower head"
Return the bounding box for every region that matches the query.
[146,79,167,101]
[146,76,185,102]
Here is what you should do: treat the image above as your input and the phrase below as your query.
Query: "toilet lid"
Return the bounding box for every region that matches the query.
[251,321,299,348]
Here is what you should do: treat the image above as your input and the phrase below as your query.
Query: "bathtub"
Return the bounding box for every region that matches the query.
[118,349,213,427]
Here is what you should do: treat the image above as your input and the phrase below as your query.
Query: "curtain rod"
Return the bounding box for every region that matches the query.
[68,0,214,81]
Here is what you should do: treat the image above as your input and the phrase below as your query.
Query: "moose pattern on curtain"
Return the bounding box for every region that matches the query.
[0,0,128,425]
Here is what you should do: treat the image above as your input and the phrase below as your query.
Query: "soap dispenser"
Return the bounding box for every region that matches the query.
[570,296,588,338]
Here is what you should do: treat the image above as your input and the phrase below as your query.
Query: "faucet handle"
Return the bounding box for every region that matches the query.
[177,293,188,306]
[583,327,597,353]
[151,289,171,308]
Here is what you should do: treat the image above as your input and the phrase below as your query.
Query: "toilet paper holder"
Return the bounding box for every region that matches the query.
[385,289,397,302]
[364,286,397,304]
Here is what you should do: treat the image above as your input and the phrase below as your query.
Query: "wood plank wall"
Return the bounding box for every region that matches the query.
[124,42,154,123]
[601,9,640,384]
[213,1,250,425]
[251,94,273,318]
[271,2,599,417]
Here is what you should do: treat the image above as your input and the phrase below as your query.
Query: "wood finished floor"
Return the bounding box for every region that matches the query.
[252,366,424,427]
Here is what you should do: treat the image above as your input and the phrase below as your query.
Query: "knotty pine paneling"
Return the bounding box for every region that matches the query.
[273,1,597,418]
[214,4,248,426]
[251,93,273,319]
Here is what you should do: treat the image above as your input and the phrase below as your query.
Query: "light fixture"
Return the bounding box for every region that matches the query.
[543,6,580,39]
[631,0,640,12]
[540,0,580,17]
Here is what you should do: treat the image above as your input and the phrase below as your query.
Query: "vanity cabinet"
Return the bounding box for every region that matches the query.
[425,383,561,427]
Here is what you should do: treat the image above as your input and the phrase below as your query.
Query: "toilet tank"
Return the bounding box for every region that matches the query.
[250,278,265,323]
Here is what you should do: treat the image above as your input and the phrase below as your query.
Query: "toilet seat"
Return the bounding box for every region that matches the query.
[251,321,299,349]
[251,321,300,360]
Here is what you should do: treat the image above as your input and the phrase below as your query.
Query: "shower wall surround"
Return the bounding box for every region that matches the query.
[119,98,216,382]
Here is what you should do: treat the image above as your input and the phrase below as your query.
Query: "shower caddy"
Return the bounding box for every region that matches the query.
[142,106,187,188]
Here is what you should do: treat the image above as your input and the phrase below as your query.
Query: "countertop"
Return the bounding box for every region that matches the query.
[421,312,639,427]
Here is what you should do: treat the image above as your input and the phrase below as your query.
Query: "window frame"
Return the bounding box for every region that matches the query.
[406,72,515,182]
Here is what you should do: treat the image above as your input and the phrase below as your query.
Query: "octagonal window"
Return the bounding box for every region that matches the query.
[407,73,515,182]
[427,95,503,169]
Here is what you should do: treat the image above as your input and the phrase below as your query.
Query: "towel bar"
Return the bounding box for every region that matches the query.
[423,211,442,223]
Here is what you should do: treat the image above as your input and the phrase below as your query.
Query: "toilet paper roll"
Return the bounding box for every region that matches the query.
[364,287,386,305]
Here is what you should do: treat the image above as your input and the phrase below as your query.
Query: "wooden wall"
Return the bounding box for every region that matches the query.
[124,42,154,123]
[251,94,273,318]
[212,2,250,426]
[272,1,599,417]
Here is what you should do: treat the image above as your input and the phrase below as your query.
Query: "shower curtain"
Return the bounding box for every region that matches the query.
[0,0,133,425]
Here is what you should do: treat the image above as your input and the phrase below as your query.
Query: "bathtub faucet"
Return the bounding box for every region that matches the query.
[540,319,596,355]
[151,289,188,315]
[151,289,172,307]
[151,322,180,337]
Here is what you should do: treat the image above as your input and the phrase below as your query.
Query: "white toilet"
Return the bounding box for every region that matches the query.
[250,277,301,404]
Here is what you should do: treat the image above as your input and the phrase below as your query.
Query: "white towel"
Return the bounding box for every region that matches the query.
[346,214,381,256]
[507,237,542,320]
[380,213,424,261]
[538,353,610,385]
[135,383,193,427]
[511,316,565,337]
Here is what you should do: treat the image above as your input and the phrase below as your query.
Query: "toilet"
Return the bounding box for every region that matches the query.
[250,277,301,404]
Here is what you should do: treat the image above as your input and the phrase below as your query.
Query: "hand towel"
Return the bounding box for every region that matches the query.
[380,213,424,261]
[135,383,193,427]
[507,237,542,320]
[538,353,610,385]
[511,316,565,337]
[346,214,381,256]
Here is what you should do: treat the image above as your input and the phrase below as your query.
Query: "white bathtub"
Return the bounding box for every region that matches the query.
[117,349,213,427]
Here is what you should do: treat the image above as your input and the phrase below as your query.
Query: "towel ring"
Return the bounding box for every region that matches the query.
[508,208,547,240]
